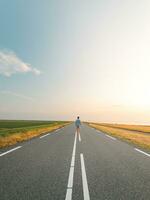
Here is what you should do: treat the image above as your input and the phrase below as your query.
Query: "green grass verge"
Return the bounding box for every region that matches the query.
[0,120,69,137]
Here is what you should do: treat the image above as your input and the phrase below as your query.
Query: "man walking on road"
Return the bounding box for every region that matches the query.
[75,116,81,135]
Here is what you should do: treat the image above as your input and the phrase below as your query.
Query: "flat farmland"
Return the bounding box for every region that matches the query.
[0,120,70,148]
[88,123,150,151]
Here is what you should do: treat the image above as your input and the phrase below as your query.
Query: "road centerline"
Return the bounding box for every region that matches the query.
[65,133,77,200]
[65,189,72,200]
[80,153,90,200]
[67,166,75,188]
[79,133,81,142]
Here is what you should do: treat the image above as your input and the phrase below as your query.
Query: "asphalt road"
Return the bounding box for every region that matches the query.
[0,124,150,200]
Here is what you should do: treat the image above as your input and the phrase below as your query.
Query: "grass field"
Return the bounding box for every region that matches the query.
[0,120,58,129]
[98,123,150,134]
[0,120,70,148]
[88,123,150,151]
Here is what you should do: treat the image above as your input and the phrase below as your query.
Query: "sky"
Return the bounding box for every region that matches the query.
[0,0,150,124]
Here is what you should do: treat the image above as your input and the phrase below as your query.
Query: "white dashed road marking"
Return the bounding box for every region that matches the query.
[105,134,116,140]
[40,133,50,138]
[135,148,150,157]
[80,153,90,200]
[0,146,22,157]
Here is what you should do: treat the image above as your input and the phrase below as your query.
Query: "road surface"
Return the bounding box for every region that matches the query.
[0,124,150,200]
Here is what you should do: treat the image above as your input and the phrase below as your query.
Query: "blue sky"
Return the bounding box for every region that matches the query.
[0,0,150,124]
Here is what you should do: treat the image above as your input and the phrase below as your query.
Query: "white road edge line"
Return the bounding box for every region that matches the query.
[105,134,116,140]
[40,133,50,138]
[0,146,22,157]
[65,133,77,200]
[135,148,150,157]
[80,153,90,200]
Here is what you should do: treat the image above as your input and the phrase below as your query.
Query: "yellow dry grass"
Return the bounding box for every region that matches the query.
[89,123,150,150]
[0,123,69,148]
[100,123,150,133]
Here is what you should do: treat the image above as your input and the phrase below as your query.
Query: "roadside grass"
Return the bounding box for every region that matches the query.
[0,120,63,129]
[88,123,150,151]
[0,121,68,137]
[98,123,150,134]
[0,120,71,148]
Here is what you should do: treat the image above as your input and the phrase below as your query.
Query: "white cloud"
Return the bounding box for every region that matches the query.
[1,90,34,101]
[0,50,41,76]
